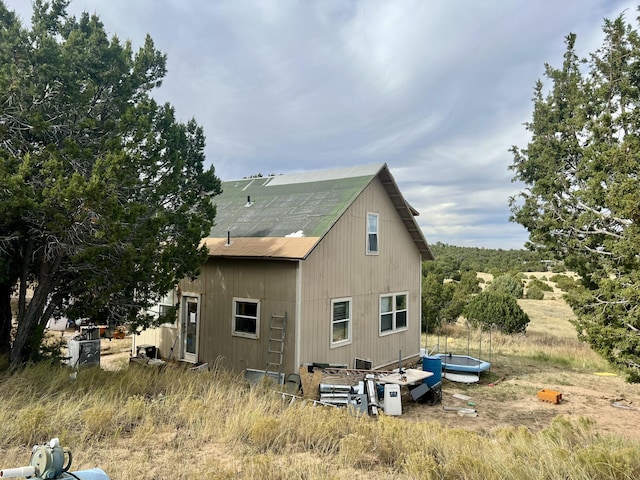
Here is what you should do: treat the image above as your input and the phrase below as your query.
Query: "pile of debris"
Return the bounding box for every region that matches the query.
[295,364,440,416]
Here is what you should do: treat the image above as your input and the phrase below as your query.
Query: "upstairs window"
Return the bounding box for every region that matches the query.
[233,298,260,339]
[380,293,408,334]
[331,298,352,347]
[367,212,379,254]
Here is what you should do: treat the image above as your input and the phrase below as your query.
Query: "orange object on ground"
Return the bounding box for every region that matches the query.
[537,389,563,404]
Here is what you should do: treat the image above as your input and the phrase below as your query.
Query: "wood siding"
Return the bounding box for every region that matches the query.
[179,258,298,373]
[138,171,424,376]
[299,176,423,369]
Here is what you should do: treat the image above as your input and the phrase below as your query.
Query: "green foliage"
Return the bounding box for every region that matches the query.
[422,274,445,331]
[529,278,553,292]
[0,1,221,367]
[422,262,481,332]
[525,285,545,300]
[509,13,640,380]
[463,291,530,334]
[488,275,524,299]
[429,242,551,273]
[549,275,580,293]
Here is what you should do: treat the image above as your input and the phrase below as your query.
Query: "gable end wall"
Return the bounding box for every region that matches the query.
[299,175,422,368]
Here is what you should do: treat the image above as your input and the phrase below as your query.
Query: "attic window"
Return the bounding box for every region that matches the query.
[366,212,379,255]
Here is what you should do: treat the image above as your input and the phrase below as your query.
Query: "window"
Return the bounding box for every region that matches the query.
[331,298,352,347]
[366,212,379,254]
[157,290,178,327]
[380,293,408,334]
[233,298,260,339]
[158,304,177,327]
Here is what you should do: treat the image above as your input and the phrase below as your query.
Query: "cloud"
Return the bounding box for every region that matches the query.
[4,0,637,249]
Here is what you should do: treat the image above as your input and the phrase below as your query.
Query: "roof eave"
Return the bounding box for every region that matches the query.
[377,164,434,260]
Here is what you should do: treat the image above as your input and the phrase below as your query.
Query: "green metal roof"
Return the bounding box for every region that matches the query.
[208,163,433,259]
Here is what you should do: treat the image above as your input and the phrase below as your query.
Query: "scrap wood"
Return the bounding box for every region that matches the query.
[452,393,472,401]
[299,366,323,400]
[443,406,477,414]
[489,376,506,387]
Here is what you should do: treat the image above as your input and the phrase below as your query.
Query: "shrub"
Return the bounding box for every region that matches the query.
[528,278,553,292]
[488,268,503,278]
[550,274,580,292]
[551,263,567,273]
[525,285,545,300]
[463,291,530,334]
[488,275,524,299]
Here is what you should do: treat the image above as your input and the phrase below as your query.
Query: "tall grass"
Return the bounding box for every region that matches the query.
[1,362,638,479]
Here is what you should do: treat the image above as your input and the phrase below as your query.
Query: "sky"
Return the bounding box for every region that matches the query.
[4,0,637,249]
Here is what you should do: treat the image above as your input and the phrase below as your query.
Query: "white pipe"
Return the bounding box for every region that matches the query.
[0,466,36,478]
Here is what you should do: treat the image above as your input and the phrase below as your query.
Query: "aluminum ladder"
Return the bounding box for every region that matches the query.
[264,312,287,384]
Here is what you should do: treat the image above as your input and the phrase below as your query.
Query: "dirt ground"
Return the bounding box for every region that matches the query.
[401,272,640,441]
[400,370,640,441]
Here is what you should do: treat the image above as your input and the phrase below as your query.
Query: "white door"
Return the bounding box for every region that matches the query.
[181,295,199,363]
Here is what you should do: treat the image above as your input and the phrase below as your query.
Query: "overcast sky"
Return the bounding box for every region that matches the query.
[5,1,637,249]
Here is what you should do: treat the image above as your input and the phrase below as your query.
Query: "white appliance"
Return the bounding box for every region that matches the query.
[383,384,402,416]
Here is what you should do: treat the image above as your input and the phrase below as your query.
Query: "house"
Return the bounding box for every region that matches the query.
[135,163,433,377]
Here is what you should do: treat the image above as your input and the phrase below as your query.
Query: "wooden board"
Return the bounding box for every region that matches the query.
[300,366,323,400]
[443,372,479,384]
[377,368,433,386]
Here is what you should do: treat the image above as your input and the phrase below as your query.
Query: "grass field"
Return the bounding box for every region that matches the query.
[1,274,639,479]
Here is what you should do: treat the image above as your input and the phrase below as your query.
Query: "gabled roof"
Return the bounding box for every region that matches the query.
[207,163,433,260]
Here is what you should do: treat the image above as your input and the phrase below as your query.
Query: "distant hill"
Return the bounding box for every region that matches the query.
[428,242,553,273]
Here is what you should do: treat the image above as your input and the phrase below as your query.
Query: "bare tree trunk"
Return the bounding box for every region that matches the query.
[10,259,58,368]
[0,283,12,356]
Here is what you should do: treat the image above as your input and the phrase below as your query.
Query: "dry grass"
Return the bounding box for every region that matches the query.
[1,275,640,479]
[0,362,637,479]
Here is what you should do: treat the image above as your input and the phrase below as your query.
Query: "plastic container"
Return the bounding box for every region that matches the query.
[422,356,442,388]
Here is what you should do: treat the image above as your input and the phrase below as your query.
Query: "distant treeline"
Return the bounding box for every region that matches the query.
[427,242,554,274]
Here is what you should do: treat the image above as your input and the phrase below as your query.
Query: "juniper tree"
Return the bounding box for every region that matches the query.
[510,13,640,380]
[0,1,221,368]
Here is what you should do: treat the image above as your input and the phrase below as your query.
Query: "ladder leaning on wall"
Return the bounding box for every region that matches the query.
[264,312,287,384]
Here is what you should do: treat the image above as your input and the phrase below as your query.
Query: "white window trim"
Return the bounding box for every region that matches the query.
[379,292,409,336]
[154,290,179,328]
[232,297,260,339]
[366,212,379,255]
[330,297,352,348]
[180,293,201,364]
